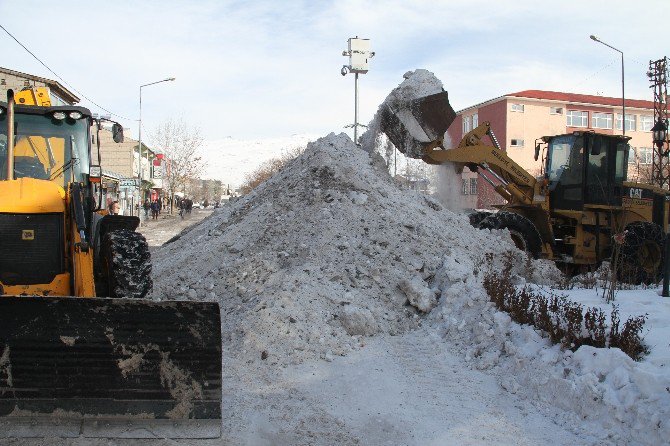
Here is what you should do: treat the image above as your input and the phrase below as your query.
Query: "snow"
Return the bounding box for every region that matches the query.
[360,69,445,159]
[145,124,670,444]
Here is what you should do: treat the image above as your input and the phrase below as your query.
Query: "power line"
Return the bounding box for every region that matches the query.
[0,23,132,120]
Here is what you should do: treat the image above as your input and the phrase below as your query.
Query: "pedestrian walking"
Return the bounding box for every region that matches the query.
[151,200,160,220]
[143,199,150,218]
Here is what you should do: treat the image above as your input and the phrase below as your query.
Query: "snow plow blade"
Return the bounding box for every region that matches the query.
[0,295,221,439]
[379,90,456,158]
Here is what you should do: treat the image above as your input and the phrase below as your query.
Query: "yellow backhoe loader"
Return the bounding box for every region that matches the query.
[380,90,668,284]
[0,88,221,438]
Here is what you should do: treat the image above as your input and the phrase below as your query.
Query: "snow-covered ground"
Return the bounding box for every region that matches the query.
[144,126,670,445]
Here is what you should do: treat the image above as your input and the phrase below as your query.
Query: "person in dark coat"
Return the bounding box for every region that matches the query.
[151,200,160,220]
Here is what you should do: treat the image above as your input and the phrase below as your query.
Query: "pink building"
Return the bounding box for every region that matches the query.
[446,90,657,208]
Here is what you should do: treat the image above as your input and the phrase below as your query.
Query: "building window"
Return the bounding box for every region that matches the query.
[462,115,472,133]
[472,113,478,128]
[640,115,654,132]
[469,178,477,195]
[462,179,469,195]
[628,147,637,164]
[638,147,653,165]
[550,107,563,115]
[592,113,613,129]
[567,110,588,127]
[510,139,524,147]
[511,103,524,112]
[616,114,636,131]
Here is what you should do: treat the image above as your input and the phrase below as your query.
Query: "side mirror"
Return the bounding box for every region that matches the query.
[112,123,124,143]
[534,143,541,161]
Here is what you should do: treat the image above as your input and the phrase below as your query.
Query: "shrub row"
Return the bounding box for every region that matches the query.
[483,255,648,361]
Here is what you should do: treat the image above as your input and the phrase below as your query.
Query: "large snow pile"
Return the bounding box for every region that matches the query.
[151,132,518,369]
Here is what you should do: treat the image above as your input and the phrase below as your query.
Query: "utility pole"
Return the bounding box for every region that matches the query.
[648,57,669,188]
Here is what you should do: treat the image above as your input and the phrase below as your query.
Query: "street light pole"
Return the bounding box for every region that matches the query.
[590,35,625,136]
[138,77,175,217]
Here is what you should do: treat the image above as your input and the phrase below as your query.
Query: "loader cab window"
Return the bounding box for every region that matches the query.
[584,134,627,206]
[546,134,584,210]
[614,142,628,184]
[0,111,90,187]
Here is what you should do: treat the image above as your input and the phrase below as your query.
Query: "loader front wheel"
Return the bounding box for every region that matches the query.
[468,210,494,228]
[616,222,664,285]
[100,229,153,298]
[479,211,543,258]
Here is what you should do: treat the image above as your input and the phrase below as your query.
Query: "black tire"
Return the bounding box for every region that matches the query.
[479,211,543,258]
[616,221,664,285]
[100,229,153,298]
[468,210,494,228]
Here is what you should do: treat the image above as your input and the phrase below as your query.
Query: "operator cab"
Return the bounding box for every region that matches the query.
[544,132,630,211]
[0,103,93,188]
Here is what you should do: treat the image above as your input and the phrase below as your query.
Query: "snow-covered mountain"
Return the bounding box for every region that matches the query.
[199,134,319,189]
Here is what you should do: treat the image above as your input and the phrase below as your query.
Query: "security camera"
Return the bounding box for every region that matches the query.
[341,65,349,76]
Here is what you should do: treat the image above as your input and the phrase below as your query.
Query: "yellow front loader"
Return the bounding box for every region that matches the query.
[380,90,668,284]
[0,88,222,438]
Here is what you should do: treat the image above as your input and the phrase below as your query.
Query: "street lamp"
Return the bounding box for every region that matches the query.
[652,119,668,150]
[138,77,175,217]
[590,35,625,135]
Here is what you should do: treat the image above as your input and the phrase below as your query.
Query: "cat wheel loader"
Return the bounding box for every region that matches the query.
[0,88,221,438]
[380,89,669,284]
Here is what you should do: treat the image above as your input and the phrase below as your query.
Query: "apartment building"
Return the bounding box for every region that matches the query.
[446,90,657,208]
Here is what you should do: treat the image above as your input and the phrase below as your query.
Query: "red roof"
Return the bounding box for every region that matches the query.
[507,90,653,109]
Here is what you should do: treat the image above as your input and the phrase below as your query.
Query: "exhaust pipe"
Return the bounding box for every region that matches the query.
[6,89,14,180]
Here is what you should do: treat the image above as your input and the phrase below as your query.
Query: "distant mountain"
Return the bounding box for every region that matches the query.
[199,134,318,189]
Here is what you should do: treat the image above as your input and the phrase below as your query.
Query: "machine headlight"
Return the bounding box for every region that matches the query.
[69,111,83,120]
[53,111,67,120]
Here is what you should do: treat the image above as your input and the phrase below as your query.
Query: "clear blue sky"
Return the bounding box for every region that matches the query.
[1,0,667,143]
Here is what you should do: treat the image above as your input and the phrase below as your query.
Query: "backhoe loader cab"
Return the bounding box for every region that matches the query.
[0,104,92,184]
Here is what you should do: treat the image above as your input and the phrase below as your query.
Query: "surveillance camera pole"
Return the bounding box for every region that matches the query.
[354,72,360,143]
[342,37,374,146]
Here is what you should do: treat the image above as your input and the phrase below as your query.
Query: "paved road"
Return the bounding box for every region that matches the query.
[137,207,213,247]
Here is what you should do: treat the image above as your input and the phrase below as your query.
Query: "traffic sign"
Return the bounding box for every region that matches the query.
[119,179,139,188]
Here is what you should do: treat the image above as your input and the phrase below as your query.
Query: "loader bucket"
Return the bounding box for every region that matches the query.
[0,295,221,439]
[379,91,456,159]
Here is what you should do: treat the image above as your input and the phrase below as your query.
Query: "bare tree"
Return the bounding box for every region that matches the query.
[239,145,305,194]
[152,118,204,212]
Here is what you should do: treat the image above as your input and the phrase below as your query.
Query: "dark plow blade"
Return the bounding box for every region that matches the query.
[0,296,221,439]
[379,91,456,157]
